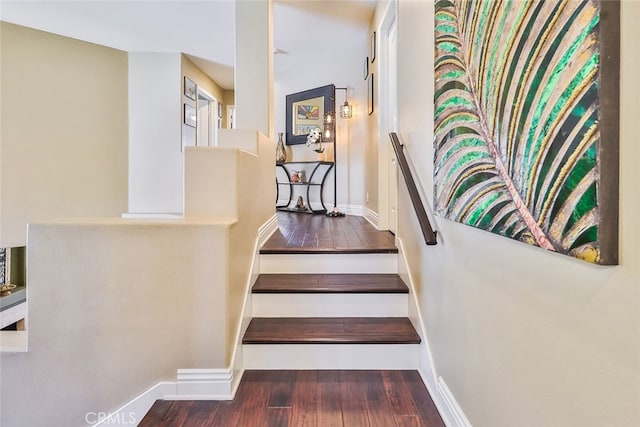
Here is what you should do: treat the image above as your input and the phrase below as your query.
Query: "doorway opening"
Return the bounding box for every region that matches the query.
[197,88,218,147]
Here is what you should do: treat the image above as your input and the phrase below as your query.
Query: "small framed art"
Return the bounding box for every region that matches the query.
[184,76,196,100]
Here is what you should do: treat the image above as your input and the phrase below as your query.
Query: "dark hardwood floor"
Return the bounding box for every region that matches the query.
[139,370,445,427]
[261,212,397,254]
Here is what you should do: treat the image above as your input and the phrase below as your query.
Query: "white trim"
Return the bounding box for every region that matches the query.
[260,253,397,274]
[365,207,380,229]
[121,213,183,219]
[244,343,419,370]
[436,376,473,427]
[0,301,26,330]
[252,293,408,317]
[258,213,278,246]
[340,204,366,217]
[167,368,236,400]
[397,236,467,427]
[0,330,27,352]
[92,382,177,426]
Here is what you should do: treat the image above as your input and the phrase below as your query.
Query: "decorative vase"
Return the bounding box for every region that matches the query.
[276,132,287,163]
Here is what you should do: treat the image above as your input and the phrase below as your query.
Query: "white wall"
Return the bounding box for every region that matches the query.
[128,52,183,215]
[0,22,128,248]
[274,24,369,211]
[0,130,276,426]
[396,1,640,426]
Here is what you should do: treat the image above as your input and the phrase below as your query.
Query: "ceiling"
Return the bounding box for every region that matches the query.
[0,0,376,90]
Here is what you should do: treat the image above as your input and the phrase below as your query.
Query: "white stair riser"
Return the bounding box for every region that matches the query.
[259,253,397,274]
[244,344,419,370]
[252,294,408,317]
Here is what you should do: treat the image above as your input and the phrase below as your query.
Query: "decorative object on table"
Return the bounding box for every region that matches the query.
[295,196,305,210]
[184,76,197,100]
[276,132,287,162]
[291,171,300,183]
[0,283,16,297]
[306,128,325,159]
[434,0,619,265]
[184,104,197,127]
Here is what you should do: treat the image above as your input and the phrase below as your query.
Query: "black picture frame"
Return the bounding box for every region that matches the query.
[368,74,374,115]
[285,84,335,145]
[364,56,369,80]
[370,31,376,63]
[184,76,196,100]
[184,103,196,127]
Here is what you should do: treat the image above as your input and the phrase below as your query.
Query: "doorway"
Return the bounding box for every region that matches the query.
[377,2,399,233]
[197,89,218,147]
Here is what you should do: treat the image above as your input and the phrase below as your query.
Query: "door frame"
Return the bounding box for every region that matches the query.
[376,0,398,232]
[196,88,218,147]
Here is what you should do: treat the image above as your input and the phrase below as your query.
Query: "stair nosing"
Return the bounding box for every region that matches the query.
[252,273,409,294]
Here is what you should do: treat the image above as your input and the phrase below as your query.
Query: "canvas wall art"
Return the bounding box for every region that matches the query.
[434,0,619,264]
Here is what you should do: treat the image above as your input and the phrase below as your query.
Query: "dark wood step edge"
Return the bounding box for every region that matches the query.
[252,274,409,294]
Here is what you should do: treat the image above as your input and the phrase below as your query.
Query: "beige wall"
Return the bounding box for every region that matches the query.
[0,221,230,426]
[1,131,276,426]
[0,22,128,247]
[396,1,640,426]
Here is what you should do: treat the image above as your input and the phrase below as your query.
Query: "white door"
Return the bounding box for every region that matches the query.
[197,89,218,147]
[387,17,399,234]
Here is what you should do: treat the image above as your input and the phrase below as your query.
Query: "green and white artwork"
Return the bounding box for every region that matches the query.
[434,0,619,264]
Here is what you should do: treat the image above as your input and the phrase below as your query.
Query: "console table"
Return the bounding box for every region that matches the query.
[276,161,334,214]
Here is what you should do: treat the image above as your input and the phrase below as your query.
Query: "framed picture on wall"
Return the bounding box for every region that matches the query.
[368,73,374,115]
[218,102,223,118]
[184,76,196,100]
[364,56,369,80]
[184,103,196,127]
[370,31,376,63]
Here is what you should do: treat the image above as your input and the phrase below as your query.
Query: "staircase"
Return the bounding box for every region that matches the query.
[242,245,422,370]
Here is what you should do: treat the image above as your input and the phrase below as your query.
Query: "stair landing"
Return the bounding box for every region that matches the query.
[260,212,397,254]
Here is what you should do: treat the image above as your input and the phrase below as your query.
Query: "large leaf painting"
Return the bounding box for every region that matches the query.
[434,0,619,264]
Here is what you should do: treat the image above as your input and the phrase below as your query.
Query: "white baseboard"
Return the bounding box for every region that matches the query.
[340,204,365,217]
[166,368,236,400]
[258,213,278,246]
[365,207,380,229]
[436,376,472,427]
[93,382,177,426]
[397,236,471,427]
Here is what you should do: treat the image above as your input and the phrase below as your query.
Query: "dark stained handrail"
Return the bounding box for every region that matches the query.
[389,132,438,245]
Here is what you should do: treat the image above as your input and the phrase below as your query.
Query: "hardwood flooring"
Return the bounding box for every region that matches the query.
[252,274,409,293]
[139,370,445,427]
[261,212,397,254]
[243,317,421,344]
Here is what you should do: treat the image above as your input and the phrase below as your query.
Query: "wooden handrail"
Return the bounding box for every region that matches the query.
[389,132,438,245]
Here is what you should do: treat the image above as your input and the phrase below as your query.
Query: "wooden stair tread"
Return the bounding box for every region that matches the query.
[242,317,421,344]
[259,247,398,254]
[252,274,409,293]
